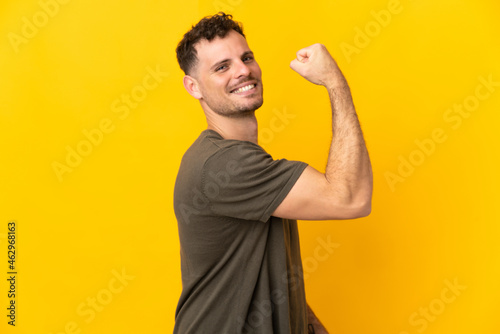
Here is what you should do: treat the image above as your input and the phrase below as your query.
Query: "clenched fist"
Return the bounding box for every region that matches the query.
[290,43,347,89]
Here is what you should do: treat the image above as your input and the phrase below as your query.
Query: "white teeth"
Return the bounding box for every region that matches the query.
[232,84,255,93]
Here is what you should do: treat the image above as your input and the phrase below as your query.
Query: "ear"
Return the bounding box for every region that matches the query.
[183,75,203,99]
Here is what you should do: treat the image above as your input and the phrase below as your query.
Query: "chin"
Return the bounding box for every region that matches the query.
[238,98,263,114]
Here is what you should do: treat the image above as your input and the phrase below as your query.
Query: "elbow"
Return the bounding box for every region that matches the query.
[322,182,373,220]
[352,184,373,218]
[334,179,372,219]
[348,195,372,219]
[326,196,371,220]
[357,200,372,218]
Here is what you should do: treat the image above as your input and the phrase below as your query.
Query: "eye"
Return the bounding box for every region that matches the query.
[243,56,254,62]
[216,64,227,72]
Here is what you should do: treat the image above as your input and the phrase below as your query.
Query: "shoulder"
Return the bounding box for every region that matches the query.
[187,130,270,167]
[175,130,264,181]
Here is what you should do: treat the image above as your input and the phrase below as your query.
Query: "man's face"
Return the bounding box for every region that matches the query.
[190,30,263,117]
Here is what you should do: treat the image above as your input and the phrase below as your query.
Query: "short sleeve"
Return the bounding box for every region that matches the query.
[201,142,308,222]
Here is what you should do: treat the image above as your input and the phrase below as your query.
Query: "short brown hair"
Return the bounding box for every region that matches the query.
[176,12,245,76]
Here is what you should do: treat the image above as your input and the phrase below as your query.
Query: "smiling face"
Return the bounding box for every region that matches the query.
[187,30,264,117]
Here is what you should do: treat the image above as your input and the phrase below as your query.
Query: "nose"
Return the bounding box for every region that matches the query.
[233,59,251,78]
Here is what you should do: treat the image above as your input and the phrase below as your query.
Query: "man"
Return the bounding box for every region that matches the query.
[173,12,372,334]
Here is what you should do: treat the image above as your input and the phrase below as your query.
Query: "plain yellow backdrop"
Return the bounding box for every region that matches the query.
[1,0,499,333]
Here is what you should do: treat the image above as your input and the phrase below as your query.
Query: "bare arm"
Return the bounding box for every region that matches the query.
[307,303,329,334]
[272,43,373,220]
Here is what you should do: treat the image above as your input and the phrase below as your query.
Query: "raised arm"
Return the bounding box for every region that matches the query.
[272,43,373,220]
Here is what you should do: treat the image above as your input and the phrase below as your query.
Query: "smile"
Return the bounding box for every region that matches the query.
[231,83,257,94]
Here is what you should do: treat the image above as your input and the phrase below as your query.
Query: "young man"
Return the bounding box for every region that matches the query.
[173,12,372,334]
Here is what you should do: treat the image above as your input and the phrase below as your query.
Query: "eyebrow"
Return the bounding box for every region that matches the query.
[210,51,254,72]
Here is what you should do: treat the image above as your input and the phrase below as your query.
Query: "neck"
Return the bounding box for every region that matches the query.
[205,111,258,144]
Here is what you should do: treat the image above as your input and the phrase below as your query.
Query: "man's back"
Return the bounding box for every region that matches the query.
[173,129,309,333]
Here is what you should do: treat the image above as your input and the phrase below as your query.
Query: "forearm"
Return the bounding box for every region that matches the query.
[307,303,329,334]
[288,43,372,216]
[325,80,373,213]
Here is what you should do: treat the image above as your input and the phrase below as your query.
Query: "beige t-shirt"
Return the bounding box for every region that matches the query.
[173,129,308,334]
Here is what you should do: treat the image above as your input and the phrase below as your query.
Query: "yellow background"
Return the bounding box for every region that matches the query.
[1,0,499,333]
